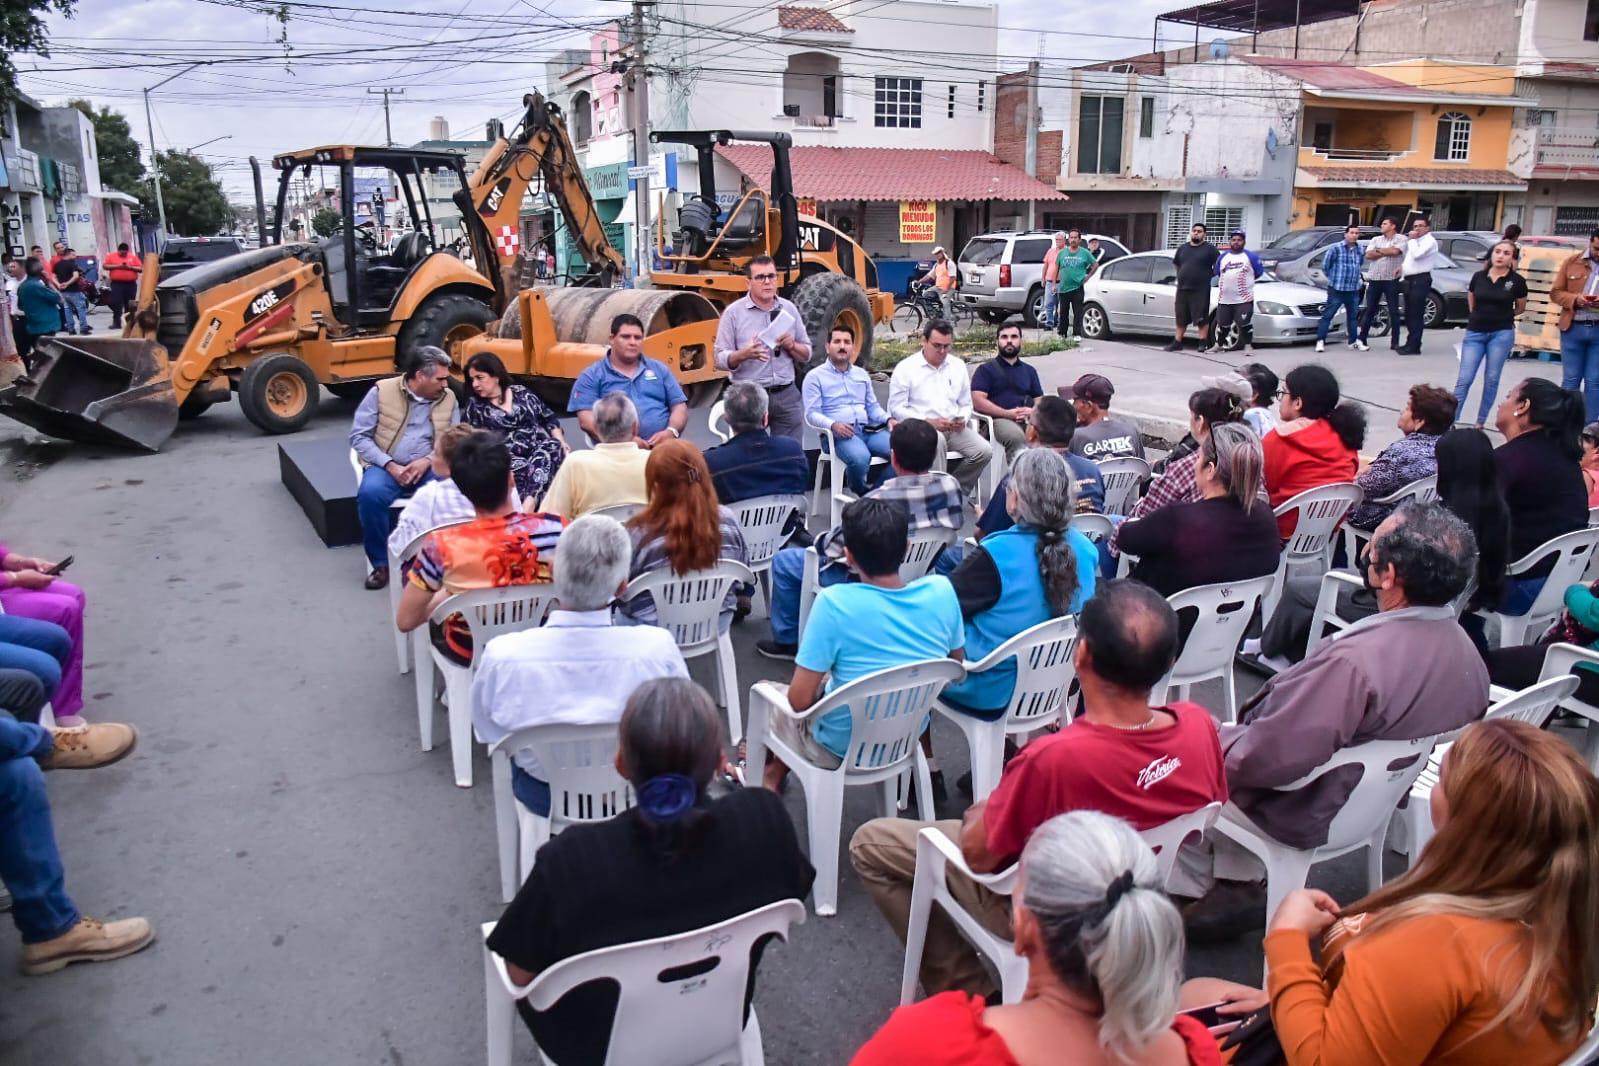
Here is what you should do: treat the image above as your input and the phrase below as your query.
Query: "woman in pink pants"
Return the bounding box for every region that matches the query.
[0,544,85,723]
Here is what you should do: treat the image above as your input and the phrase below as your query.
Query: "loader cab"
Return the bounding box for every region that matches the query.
[650,130,801,279]
[269,146,478,328]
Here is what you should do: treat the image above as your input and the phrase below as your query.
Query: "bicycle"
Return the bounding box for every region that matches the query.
[891,281,980,335]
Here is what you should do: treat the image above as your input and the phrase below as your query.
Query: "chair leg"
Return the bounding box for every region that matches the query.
[485,944,516,1066]
[492,754,519,903]
[1365,826,1388,893]
[758,569,772,618]
[1222,665,1239,725]
[740,1010,766,1066]
[900,846,939,1005]
[38,703,55,730]
[415,641,436,752]
[970,725,1004,804]
[913,747,935,823]
[805,781,846,917]
[719,634,743,747]
[1262,850,1314,939]
[447,672,475,788]
[1406,798,1434,868]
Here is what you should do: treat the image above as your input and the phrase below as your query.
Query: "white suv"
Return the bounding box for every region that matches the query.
[955,230,1131,327]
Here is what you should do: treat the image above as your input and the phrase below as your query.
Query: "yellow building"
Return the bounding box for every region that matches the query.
[1244,58,1530,231]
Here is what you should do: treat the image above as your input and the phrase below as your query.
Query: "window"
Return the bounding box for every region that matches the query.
[1312,122,1333,151]
[1164,204,1196,247]
[1012,237,1053,264]
[1203,207,1244,241]
[948,84,956,119]
[1139,96,1155,138]
[978,82,986,113]
[1529,108,1557,130]
[960,238,1007,267]
[1077,95,1125,174]
[1587,0,1599,41]
[875,76,922,128]
[1434,112,1471,162]
[1149,260,1178,286]
[1101,256,1151,283]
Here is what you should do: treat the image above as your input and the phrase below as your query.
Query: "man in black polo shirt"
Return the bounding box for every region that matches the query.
[969,323,1043,461]
[1168,222,1220,352]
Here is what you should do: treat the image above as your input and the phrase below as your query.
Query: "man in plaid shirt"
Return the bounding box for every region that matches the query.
[1316,225,1368,353]
[758,419,963,660]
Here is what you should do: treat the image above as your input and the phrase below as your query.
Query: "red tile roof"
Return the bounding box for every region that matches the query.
[716,145,1068,202]
[776,6,852,32]
[1300,165,1526,186]
[1239,56,1412,91]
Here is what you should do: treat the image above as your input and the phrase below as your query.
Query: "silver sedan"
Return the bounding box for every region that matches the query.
[1078,250,1343,347]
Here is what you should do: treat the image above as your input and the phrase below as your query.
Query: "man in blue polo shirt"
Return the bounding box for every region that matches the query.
[969,323,1042,462]
[568,312,689,446]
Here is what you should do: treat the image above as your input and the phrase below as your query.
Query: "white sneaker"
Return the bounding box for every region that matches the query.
[1353,339,1369,351]
[1315,340,1325,353]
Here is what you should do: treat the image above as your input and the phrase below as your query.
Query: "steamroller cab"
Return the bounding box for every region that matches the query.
[648,129,896,368]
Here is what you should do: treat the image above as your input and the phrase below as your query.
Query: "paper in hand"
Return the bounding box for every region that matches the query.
[758,308,799,350]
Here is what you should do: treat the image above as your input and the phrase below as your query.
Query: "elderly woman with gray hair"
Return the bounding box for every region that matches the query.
[939,448,1098,717]
[852,810,1222,1065]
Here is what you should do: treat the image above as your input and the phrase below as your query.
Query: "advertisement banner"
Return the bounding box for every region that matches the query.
[899,200,937,243]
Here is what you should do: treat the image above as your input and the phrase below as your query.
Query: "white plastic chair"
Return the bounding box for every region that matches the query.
[623,560,756,746]
[1559,1015,1599,1066]
[931,616,1078,802]
[590,502,643,523]
[350,447,411,577]
[1339,475,1437,565]
[1538,643,1599,772]
[0,600,54,728]
[1150,574,1276,724]
[1214,735,1439,927]
[388,520,470,675]
[1095,455,1151,518]
[1397,675,1577,867]
[708,399,731,443]
[482,899,804,1066]
[1069,512,1115,542]
[1589,505,1599,529]
[1262,482,1364,623]
[420,584,559,788]
[932,413,1004,508]
[795,526,959,637]
[744,658,966,916]
[1474,527,1599,648]
[899,802,1222,1005]
[811,423,890,522]
[488,722,634,902]
[731,494,807,618]
[1305,569,1477,659]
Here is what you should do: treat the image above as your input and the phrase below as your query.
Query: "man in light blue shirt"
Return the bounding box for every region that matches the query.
[568,312,689,445]
[758,496,964,790]
[802,324,891,494]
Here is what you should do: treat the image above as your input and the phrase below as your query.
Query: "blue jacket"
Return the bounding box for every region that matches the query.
[17,276,63,335]
[703,429,810,505]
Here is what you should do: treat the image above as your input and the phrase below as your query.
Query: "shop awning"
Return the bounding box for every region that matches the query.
[716,145,1068,203]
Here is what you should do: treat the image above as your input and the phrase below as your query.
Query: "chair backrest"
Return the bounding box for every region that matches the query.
[708,400,731,443]
[902,527,960,583]
[624,559,757,651]
[1069,512,1116,542]
[431,584,560,648]
[1274,482,1364,563]
[1166,575,1276,684]
[348,447,362,488]
[393,519,470,568]
[1483,674,1580,730]
[967,615,1078,731]
[1095,456,1152,517]
[811,658,967,775]
[1589,505,1599,529]
[520,899,806,1066]
[1280,735,1439,853]
[732,494,806,570]
[491,722,634,831]
[1141,802,1222,890]
[1510,527,1599,621]
[1377,474,1437,506]
[591,502,643,523]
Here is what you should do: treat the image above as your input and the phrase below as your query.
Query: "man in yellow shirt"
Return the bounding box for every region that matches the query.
[537,392,649,518]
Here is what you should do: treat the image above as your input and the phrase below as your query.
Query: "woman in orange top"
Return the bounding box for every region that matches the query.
[1262,364,1366,537]
[1188,718,1599,1065]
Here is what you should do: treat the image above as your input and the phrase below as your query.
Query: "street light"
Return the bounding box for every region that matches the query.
[143,62,204,237]
[185,135,232,154]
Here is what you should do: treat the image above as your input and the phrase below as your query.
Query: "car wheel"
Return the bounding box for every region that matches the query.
[1023,286,1046,329]
[1211,315,1240,351]
[978,309,1009,325]
[1424,291,1443,329]
[1080,303,1110,340]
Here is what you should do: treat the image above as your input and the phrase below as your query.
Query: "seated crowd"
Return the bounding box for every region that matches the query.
[340,329,1599,1066]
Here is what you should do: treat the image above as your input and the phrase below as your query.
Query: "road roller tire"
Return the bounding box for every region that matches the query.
[793,273,874,371]
[239,353,320,435]
[399,292,496,360]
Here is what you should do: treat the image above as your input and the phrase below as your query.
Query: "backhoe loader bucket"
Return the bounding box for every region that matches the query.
[0,336,178,452]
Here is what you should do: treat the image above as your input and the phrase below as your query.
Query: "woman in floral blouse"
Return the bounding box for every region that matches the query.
[463,351,569,505]
[1346,384,1455,531]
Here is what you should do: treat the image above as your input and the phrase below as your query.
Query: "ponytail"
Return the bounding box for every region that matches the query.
[1327,400,1367,452]
[1206,423,1264,514]
[1008,449,1080,615]
[1520,378,1586,461]
[617,678,723,861]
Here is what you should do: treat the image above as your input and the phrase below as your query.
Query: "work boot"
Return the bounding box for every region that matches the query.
[364,567,390,590]
[20,916,155,975]
[38,723,138,771]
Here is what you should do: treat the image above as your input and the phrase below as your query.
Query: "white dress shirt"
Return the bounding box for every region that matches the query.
[1402,233,1444,277]
[888,353,973,422]
[387,477,476,557]
[470,609,688,778]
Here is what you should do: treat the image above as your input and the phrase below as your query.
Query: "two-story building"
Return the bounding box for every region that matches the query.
[2,92,138,265]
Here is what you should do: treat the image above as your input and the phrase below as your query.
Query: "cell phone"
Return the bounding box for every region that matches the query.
[1180,1002,1228,1029]
[45,555,73,576]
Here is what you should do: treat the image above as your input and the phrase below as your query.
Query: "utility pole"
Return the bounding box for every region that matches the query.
[367,87,406,147]
[631,1,653,284]
[142,62,202,238]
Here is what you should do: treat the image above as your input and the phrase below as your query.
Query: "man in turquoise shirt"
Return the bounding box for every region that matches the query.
[1054,229,1098,341]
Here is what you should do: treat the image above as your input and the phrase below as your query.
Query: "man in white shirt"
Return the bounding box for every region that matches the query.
[1213,230,1264,354]
[886,320,992,494]
[471,514,688,816]
[387,424,481,558]
[1358,216,1407,353]
[538,393,649,518]
[1397,216,1442,356]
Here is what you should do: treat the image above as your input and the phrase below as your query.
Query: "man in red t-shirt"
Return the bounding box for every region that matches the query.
[849,580,1228,998]
[101,242,143,330]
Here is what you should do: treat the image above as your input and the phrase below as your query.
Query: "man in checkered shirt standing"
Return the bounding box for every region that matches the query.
[1315,225,1368,353]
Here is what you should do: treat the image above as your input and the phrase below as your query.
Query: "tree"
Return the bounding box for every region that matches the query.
[68,99,145,193]
[1,0,76,106]
[311,208,342,238]
[149,151,232,236]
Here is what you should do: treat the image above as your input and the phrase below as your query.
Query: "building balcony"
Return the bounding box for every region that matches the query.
[1304,146,1410,163]
[1535,127,1599,170]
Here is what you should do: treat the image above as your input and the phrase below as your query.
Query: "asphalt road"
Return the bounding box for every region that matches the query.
[0,361,1401,1065]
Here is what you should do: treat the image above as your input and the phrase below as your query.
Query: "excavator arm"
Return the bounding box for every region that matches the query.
[459,92,626,309]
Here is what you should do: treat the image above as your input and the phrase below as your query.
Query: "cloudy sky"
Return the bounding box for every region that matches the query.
[18,0,1180,199]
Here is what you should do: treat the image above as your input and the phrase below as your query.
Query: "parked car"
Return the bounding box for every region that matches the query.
[1258,226,1380,283]
[1078,250,1336,346]
[158,236,244,281]
[955,230,1132,327]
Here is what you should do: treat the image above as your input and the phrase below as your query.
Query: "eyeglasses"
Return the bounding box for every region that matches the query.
[750,272,778,281]
[926,341,954,352]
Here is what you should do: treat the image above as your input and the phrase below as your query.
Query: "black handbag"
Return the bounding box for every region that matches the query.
[1218,1008,1286,1066]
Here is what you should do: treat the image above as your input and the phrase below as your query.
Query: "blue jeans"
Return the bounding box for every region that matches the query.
[933,544,965,577]
[0,714,79,943]
[1316,288,1361,342]
[1455,328,1515,425]
[1562,321,1599,422]
[356,464,434,567]
[823,428,892,495]
[61,291,89,334]
[769,546,849,645]
[1043,289,1058,329]
[0,616,71,712]
[511,765,552,817]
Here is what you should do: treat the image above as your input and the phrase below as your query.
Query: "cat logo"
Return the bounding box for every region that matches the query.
[479,177,513,217]
[196,317,224,354]
[798,223,821,249]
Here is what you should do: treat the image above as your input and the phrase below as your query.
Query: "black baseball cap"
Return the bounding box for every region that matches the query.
[1069,373,1115,406]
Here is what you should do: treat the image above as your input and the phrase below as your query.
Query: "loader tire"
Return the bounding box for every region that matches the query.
[239,353,320,435]
[399,292,496,362]
[793,273,874,373]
